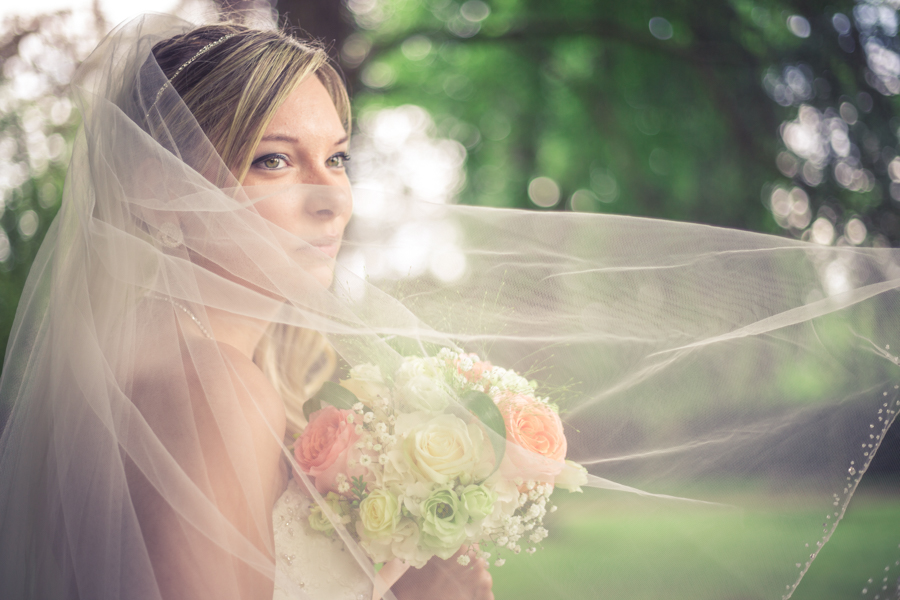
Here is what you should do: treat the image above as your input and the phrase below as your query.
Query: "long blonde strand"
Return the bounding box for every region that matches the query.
[254,325,336,439]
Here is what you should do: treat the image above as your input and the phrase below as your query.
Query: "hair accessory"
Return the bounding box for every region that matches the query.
[155,221,184,248]
[144,33,237,120]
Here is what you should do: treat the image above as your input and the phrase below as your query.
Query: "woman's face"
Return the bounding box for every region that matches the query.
[243,75,352,287]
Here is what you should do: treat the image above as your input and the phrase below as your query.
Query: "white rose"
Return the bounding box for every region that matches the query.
[357,489,400,540]
[554,460,588,493]
[349,363,384,383]
[401,413,487,485]
[358,517,432,568]
[394,357,452,413]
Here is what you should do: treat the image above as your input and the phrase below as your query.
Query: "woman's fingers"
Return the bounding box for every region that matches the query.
[391,546,496,600]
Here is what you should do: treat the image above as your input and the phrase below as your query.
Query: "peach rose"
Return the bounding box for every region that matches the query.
[498,394,566,481]
[295,406,362,494]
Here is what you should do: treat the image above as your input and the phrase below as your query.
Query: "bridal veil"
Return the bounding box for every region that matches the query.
[0,13,898,600]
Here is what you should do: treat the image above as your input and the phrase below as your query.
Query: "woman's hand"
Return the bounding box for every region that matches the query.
[392,547,494,600]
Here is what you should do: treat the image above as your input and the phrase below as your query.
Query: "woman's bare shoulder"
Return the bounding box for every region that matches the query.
[130,336,286,456]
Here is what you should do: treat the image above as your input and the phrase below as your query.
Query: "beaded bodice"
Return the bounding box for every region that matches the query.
[272,479,373,600]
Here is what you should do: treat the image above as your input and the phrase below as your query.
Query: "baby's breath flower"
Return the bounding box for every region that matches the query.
[549,505,558,513]
[494,559,505,567]
[360,455,372,467]
[337,481,350,493]
[375,422,387,434]
[378,454,388,465]
[457,554,471,566]
[373,443,382,451]
[346,413,354,423]
[363,412,375,424]
[525,547,536,555]
[353,402,364,412]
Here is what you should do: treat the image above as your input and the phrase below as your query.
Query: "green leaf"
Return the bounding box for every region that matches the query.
[460,389,506,475]
[304,381,360,422]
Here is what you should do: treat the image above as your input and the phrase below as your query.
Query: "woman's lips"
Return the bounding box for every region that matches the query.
[304,236,341,259]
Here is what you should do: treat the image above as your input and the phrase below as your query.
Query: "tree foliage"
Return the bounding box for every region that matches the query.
[327,0,900,248]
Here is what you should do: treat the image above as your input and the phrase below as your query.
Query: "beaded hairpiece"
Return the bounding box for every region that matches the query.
[143,33,237,120]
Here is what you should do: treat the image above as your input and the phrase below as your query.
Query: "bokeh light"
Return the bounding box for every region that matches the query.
[787,15,811,38]
[528,177,561,208]
[648,17,673,41]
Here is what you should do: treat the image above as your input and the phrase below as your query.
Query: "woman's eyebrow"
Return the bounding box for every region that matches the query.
[260,133,299,143]
[259,134,349,146]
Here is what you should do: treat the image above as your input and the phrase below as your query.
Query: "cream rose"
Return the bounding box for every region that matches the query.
[341,364,391,408]
[401,413,486,485]
[394,357,452,413]
[460,484,497,520]
[555,460,588,493]
[357,489,400,540]
[308,492,350,535]
[308,505,333,534]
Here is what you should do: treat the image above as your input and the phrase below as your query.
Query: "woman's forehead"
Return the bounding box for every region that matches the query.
[262,77,347,148]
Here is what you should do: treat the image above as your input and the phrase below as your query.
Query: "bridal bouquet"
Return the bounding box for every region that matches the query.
[293,349,588,568]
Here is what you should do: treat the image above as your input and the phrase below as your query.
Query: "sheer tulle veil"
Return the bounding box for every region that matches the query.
[0,12,899,600]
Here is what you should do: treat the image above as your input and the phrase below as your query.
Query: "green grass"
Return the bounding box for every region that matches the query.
[490,483,900,600]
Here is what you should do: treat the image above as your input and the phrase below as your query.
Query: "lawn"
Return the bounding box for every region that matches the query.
[490,480,900,600]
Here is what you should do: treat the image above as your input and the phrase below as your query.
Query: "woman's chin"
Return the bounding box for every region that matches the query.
[309,264,335,289]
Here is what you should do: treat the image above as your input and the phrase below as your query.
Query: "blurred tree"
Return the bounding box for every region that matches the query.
[275,0,355,59]
[330,0,900,249]
[3,1,900,369]
[0,11,100,360]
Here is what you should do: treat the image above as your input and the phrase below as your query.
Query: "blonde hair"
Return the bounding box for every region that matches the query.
[150,23,346,436]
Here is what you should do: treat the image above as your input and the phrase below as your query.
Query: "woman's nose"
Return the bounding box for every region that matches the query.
[303,185,351,222]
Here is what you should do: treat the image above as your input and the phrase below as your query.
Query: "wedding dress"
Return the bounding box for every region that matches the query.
[0,12,898,600]
[272,480,372,600]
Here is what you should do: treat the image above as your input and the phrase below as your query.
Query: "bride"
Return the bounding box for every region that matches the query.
[0,12,898,600]
[0,15,491,600]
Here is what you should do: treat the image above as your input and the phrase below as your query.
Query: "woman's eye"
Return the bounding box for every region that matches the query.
[326,152,350,169]
[253,154,287,170]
